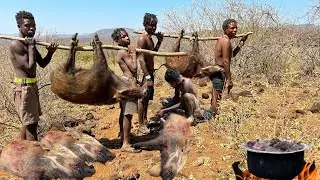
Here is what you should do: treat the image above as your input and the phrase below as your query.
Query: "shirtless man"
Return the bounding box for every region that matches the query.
[9,11,58,141]
[137,13,164,134]
[211,19,247,116]
[158,68,201,121]
[111,28,141,153]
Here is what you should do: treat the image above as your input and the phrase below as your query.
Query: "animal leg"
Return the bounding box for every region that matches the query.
[132,136,165,150]
[64,33,79,74]
[92,33,108,69]
[191,32,199,56]
[172,29,185,52]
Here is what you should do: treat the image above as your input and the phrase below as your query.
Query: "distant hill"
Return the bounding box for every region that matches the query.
[53,27,136,42]
[0,27,137,44]
[95,28,134,38]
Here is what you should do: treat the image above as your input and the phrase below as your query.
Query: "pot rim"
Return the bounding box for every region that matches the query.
[241,143,310,154]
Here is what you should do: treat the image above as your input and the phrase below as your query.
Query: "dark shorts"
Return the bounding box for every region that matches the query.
[210,72,226,93]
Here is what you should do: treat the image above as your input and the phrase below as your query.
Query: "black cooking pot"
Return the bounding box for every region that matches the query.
[242,143,309,179]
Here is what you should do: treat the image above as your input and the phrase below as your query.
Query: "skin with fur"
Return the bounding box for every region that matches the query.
[165,30,206,78]
[40,130,115,163]
[133,114,191,180]
[0,140,95,179]
[50,33,145,105]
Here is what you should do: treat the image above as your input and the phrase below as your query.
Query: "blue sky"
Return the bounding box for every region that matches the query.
[0,0,315,35]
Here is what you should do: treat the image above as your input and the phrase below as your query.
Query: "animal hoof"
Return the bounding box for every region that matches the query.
[71,33,79,46]
[93,33,102,45]
[192,32,198,38]
[179,29,185,37]
[72,33,78,41]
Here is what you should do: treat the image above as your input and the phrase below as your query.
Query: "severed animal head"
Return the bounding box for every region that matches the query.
[133,114,192,180]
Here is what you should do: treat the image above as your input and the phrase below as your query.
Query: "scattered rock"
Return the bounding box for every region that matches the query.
[63,116,80,128]
[267,113,277,119]
[124,172,140,180]
[225,93,239,102]
[148,163,161,177]
[295,109,306,114]
[256,88,264,94]
[193,157,211,167]
[202,93,210,99]
[86,112,94,120]
[253,82,265,88]
[198,81,207,87]
[303,90,310,94]
[309,102,320,113]
[75,120,96,136]
[241,80,251,85]
[290,82,300,87]
[238,90,253,97]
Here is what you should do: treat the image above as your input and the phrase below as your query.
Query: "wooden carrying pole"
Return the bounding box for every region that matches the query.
[0,35,187,57]
[133,30,253,41]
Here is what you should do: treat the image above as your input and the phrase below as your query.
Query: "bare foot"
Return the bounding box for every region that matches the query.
[137,125,150,135]
[121,145,142,153]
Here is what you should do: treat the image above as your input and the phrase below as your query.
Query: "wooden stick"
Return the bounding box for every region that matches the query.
[0,35,188,57]
[133,30,253,41]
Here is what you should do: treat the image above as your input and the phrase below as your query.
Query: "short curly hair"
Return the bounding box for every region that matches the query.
[143,13,158,26]
[15,10,34,25]
[222,19,237,31]
[111,28,126,42]
[165,68,180,83]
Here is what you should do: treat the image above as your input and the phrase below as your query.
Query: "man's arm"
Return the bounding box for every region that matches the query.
[153,32,163,52]
[172,87,180,103]
[36,42,58,68]
[36,49,53,68]
[221,39,232,81]
[161,102,182,114]
[232,35,247,57]
[9,40,35,71]
[137,36,150,76]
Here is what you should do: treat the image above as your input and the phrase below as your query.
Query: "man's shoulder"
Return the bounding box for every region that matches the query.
[10,40,23,47]
[218,36,230,43]
[138,34,148,42]
[118,49,128,55]
[182,78,194,87]
[9,40,25,53]
[116,50,128,60]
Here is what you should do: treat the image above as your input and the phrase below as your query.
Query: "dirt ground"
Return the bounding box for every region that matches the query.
[0,76,320,179]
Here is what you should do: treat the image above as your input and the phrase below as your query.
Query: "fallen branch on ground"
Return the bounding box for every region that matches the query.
[133,30,253,41]
[0,35,188,57]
